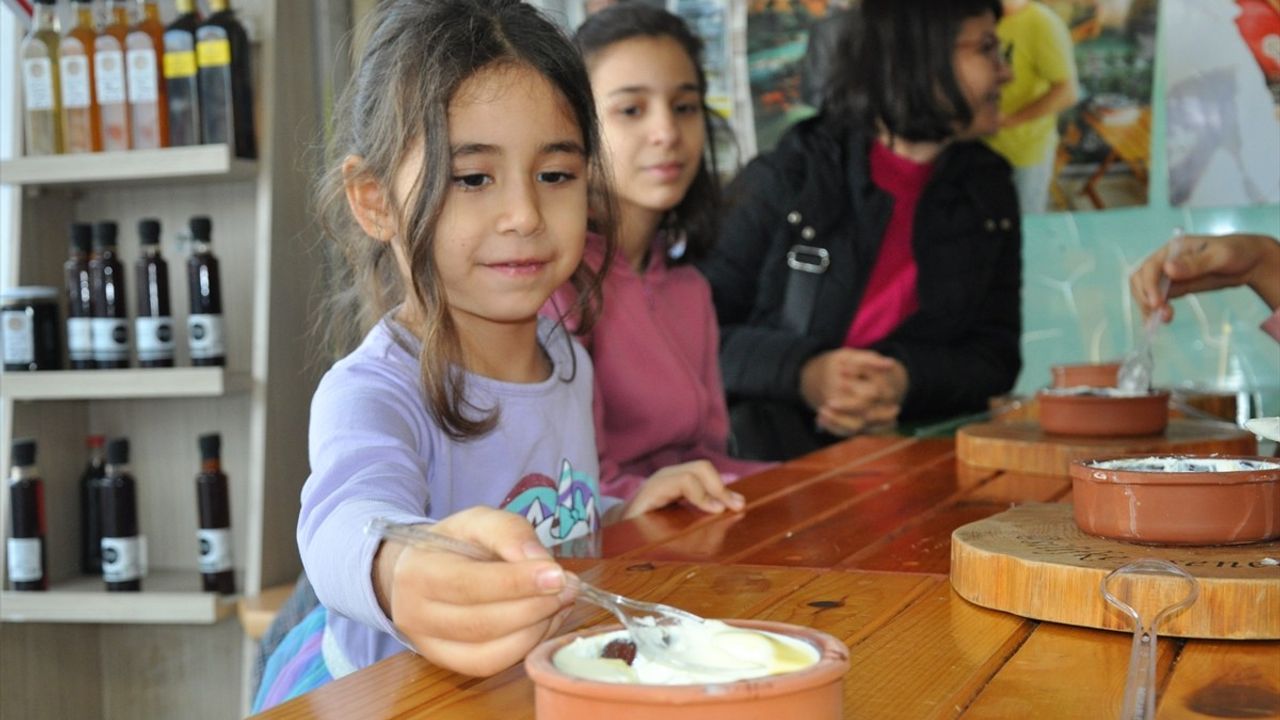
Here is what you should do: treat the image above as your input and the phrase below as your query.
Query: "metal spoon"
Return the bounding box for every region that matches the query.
[1118,229,1185,393]
[1101,559,1199,720]
[365,517,754,674]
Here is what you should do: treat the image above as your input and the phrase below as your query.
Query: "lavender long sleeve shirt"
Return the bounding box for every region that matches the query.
[298,316,607,676]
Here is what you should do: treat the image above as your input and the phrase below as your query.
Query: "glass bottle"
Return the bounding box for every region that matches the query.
[64,222,95,369]
[125,0,167,149]
[20,0,63,155]
[195,433,235,595]
[186,216,225,366]
[61,0,103,153]
[90,221,130,369]
[100,437,142,592]
[7,438,48,592]
[80,434,108,575]
[196,0,255,157]
[134,219,174,367]
[163,0,202,147]
[95,0,132,150]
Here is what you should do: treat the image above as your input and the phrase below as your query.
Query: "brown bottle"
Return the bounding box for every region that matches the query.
[125,0,168,148]
[8,438,48,591]
[101,437,142,592]
[186,216,225,366]
[64,222,95,369]
[90,221,130,369]
[95,0,132,150]
[195,433,235,595]
[61,0,102,153]
[134,219,174,367]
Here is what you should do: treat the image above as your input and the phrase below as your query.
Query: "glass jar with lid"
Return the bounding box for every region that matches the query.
[2,286,62,371]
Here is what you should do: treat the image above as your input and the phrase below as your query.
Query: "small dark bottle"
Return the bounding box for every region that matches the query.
[79,434,107,575]
[134,219,175,367]
[64,222,95,369]
[186,216,225,366]
[195,433,235,594]
[100,437,142,592]
[89,221,130,369]
[7,439,48,591]
[162,0,202,146]
[195,0,255,158]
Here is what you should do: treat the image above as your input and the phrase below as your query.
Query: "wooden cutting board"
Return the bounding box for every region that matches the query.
[956,419,1257,476]
[950,503,1280,639]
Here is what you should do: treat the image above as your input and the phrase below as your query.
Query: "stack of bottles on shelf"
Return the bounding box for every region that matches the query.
[19,0,255,157]
[6,434,235,594]
[1,215,224,372]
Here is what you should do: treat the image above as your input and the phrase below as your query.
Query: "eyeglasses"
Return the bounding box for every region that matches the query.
[957,36,1013,66]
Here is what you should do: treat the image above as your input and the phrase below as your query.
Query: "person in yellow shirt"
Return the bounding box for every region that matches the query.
[985,0,1078,213]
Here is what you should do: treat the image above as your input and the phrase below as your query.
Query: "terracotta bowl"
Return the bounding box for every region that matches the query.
[1037,389,1170,436]
[1051,362,1120,388]
[524,620,850,720]
[1070,455,1280,545]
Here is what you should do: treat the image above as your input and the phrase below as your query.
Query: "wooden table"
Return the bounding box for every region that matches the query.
[1080,106,1152,209]
[253,436,1280,719]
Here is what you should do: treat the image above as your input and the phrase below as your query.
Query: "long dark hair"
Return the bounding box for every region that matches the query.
[575,3,720,265]
[317,0,615,440]
[825,0,1001,141]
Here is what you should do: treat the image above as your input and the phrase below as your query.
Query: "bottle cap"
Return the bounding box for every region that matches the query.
[106,438,130,465]
[189,216,213,242]
[70,222,93,253]
[11,438,37,466]
[138,219,162,245]
[93,222,119,249]
[198,433,222,461]
[87,434,106,449]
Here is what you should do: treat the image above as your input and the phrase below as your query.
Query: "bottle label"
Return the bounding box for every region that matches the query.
[163,50,197,79]
[2,310,35,365]
[22,57,55,111]
[126,47,160,104]
[60,55,92,109]
[68,317,94,362]
[94,49,127,105]
[135,316,175,361]
[196,38,231,68]
[91,317,130,362]
[188,314,225,359]
[101,536,144,582]
[7,537,43,582]
[197,528,234,573]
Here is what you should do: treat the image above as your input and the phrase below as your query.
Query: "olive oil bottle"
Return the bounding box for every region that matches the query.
[20,0,63,156]
[196,0,255,157]
[163,0,202,146]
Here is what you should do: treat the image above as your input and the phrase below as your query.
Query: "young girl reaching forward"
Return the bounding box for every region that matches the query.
[545,5,770,501]
[253,0,741,710]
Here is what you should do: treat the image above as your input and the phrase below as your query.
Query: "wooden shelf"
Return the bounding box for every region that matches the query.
[0,145,255,189]
[1,569,237,625]
[1,367,250,400]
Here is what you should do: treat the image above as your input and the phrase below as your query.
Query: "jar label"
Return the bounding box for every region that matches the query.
[2,309,35,365]
[101,536,144,582]
[7,537,43,582]
[67,317,94,362]
[135,316,175,361]
[22,58,55,111]
[196,38,231,68]
[197,528,234,573]
[188,314,225,359]
[125,47,160,104]
[94,49,127,105]
[60,55,92,109]
[91,317,130,361]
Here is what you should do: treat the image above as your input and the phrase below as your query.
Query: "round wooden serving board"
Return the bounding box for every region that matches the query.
[950,503,1280,639]
[956,419,1257,476]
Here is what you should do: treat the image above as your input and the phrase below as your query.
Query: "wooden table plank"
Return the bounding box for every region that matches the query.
[1155,640,1280,719]
[963,471,1071,504]
[960,622,1179,719]
[840,502,1011,574]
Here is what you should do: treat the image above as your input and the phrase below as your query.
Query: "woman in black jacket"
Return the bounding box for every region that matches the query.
[699,0,1022,460]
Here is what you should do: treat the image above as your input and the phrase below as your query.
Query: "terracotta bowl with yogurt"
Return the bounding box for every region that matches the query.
[1070,455,1280,545]
[523,620,849,719]
[1050,362,1120,388]
[1037,387,1170,436]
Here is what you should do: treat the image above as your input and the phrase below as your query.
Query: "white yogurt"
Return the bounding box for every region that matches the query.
[1043,386,1155,398]
[1088,456,1280,473]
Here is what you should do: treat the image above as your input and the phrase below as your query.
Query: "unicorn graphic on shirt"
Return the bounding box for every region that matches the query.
[501,459,600,546]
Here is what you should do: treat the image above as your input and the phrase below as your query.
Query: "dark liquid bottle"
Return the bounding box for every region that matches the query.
[100,437,142,592]
[195,433,235,594]
[64,222,95,369]
[134,219,174,367]
[80,434,107,574]
[162,0,201,146]
[89,221,130,369]
[195,0,255,158]
[186,216,225,366]
[7,439,48,591]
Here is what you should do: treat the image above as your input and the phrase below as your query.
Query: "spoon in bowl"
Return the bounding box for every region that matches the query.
[1118,229,1185,393]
